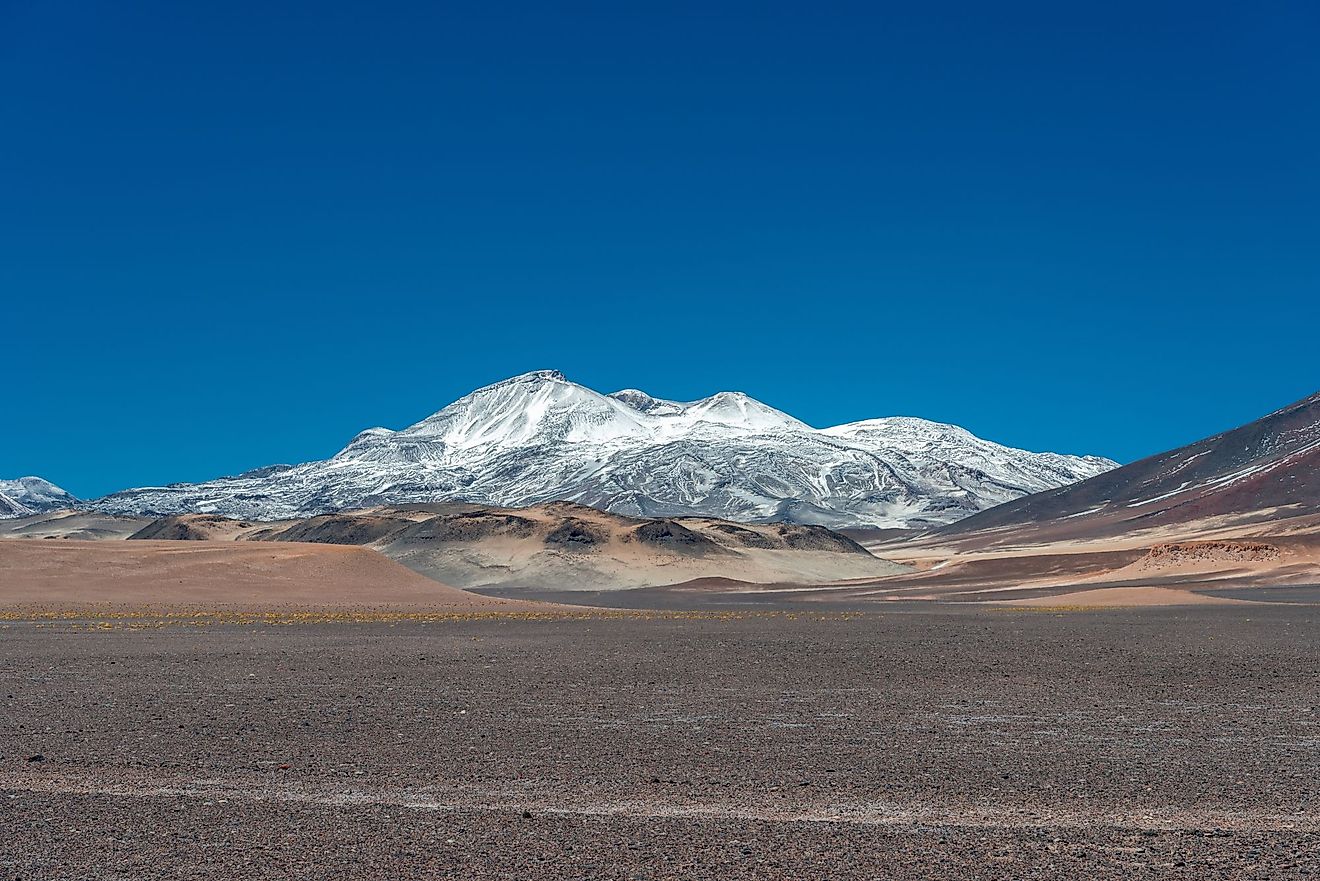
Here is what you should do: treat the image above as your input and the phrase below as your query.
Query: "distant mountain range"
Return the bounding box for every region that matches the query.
[8,384,1317,606]
[71,370,1115,529]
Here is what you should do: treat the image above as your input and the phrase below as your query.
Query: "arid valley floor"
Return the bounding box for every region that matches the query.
[4,604,1319,880]
[4,388,1318,878]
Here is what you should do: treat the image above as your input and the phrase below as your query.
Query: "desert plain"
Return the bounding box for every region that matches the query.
[2,528,1319,879]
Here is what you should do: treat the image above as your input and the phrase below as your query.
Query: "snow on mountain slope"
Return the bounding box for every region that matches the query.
[92,370,1116,528]
[0,477,80,519]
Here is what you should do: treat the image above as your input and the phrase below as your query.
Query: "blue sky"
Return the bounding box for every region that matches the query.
[3,0,1317,499]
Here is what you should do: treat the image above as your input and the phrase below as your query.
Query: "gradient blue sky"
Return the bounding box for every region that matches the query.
[3,0,1317,499]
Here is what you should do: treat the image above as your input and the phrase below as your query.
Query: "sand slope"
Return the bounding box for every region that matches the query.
[126,513,288,541]
[105,503,908,593]
[0,540,543,611]
[332,503,908,591]
[1001,585,1249,607]
[0,509,151,541]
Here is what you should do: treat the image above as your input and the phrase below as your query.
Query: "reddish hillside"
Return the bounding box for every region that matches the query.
[937,390,1320,542]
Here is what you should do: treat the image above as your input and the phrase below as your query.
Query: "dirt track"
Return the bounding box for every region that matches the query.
[3,606,1319,878]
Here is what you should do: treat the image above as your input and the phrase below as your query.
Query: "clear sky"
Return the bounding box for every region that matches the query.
[3,0,1317,499]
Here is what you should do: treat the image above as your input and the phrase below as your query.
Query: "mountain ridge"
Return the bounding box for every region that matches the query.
[87,370,1116,529]
[933,387,1320,543]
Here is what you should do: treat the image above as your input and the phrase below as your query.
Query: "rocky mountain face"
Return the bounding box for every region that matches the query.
[936,389,1320,542]
[0,477,79,519]
[91,370,1115,529]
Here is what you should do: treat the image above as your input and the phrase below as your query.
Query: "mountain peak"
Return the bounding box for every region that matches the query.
[0,476,79,518]
[825,415,972,441]
[400,369,647,450]
[89,375,1117,529]
[507,369,568,384]
[683,391,807,432]
[462,369,572,397]
[608,389,685,416]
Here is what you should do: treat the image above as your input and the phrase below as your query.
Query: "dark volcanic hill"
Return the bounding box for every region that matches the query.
[935,390,1320,544]
[111,502,907,592]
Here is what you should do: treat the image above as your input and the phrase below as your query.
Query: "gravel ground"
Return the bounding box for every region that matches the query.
[2,606,1318,879]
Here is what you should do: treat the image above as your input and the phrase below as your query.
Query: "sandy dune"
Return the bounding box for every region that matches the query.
[7,505,1316,609]
[830,511,1320,607]
[0,509,150,541]
[126,513,292,541]
[1000,585,1249,607]
[0,540,544,611]
[107,503,909,593]
[0,504,907,609]
[371,505,907,592]
[530,515,1319,611]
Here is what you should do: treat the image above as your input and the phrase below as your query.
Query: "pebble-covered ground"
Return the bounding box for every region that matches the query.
[2,605,1318,879]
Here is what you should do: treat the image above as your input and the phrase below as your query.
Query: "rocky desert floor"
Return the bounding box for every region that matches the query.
[3,606,1319,879]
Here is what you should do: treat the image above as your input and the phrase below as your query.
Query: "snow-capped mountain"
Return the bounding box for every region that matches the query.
[0,477,80,518]
[92,370,1116,528]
